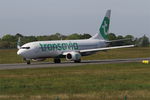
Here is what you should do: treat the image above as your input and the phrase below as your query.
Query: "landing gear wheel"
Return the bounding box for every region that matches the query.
[26,60,31,65]
[23,58,31,65]
[54,58,61,63]
[74,59,81,63]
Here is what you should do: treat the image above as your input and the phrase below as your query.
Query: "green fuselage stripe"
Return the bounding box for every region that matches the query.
[39,43,79,51]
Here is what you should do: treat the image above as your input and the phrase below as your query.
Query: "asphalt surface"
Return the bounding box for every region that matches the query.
[0,57,150,70]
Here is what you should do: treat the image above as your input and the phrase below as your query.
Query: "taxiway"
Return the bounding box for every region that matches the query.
[0,57,150,70]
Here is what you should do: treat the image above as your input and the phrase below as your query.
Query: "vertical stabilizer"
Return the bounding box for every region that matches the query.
[90,10,111,40]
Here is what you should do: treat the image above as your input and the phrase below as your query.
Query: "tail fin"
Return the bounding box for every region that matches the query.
[90,10,111,40]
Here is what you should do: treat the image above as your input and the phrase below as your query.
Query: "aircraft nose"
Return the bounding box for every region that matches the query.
[17,50,23,56]
[17,48,34,58]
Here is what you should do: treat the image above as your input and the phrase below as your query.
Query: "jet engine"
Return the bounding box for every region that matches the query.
[66,52,81,62]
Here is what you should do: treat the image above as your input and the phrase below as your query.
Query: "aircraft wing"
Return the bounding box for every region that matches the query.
[106,38,132,43]
[79,45,134,53]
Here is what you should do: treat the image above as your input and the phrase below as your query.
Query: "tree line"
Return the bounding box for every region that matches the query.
[0,33,149,49]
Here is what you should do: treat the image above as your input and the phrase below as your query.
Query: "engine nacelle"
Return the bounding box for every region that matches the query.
[66,52,81,61]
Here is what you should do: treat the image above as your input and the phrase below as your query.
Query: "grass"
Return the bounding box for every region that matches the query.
[0,47,150,64]
[83,47,150,60]
[0,47,150,100]
[0,49,22,64]
[0,63,150,100]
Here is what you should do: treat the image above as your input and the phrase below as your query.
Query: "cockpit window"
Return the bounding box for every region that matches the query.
[21,47,30,49]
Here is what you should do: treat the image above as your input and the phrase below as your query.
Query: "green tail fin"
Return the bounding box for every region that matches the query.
[99,10,111,40]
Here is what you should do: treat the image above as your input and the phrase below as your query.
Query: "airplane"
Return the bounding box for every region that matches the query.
[17,10,134,64]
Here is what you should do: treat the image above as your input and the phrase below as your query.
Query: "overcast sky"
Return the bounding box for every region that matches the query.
[0,0,149,38]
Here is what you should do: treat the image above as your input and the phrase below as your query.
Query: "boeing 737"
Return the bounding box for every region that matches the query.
[17,10,134,64]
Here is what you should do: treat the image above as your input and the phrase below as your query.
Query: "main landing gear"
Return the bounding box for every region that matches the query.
[74,59,81,63]
[54,58,61,63]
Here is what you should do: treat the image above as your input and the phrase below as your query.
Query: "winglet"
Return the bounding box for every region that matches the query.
[17,37,21,49]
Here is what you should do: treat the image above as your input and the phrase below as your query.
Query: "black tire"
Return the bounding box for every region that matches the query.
[27,60,31,65]
[54,58,61,63]
[74,59,81,63]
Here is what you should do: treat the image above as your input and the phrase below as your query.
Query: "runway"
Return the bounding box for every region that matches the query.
[0,57,150,70]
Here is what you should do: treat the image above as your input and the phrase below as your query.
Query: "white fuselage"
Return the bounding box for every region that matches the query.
[17,39,107,59]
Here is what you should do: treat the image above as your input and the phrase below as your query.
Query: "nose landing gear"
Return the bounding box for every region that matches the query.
[26,60,31,64]
[23,58,31,65]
